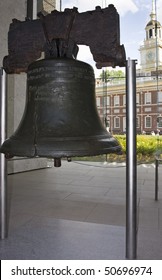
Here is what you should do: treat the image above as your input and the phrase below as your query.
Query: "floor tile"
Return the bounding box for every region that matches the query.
[0,161,162,259]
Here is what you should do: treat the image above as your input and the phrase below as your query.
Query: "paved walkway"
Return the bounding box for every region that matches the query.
[0,160,162,259]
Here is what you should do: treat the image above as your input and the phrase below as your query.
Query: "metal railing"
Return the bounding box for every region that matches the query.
[0,68,7,239]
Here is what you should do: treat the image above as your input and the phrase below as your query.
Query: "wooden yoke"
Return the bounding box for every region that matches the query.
[3,4,126,74]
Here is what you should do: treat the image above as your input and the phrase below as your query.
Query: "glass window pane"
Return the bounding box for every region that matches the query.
[157,116,162,127]
[114,96,119,106]
[114,117,120,128]
[123,95,126,105]
[145,92,151,104]
[158,92,162,103]
[145,116,151,128]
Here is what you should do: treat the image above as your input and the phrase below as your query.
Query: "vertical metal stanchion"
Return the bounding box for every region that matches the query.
[126,59,137,259]
[27,0,33,19]
[27,0,37,20]
[60,0,62,12]
[155,158,159,201]
[0,67,7,239]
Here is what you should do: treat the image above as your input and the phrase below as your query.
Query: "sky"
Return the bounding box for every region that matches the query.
[61,0,162,77]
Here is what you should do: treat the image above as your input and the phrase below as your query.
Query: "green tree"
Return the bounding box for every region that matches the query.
[100,69,125,82]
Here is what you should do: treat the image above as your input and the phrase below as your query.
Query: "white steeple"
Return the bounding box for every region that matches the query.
[145,0,161,40]
[150,0,156,21]
[138,0,162,73]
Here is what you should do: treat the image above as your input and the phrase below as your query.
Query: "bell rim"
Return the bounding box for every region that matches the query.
[0,135,122,158]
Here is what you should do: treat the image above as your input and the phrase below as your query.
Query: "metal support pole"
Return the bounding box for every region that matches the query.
[0,68,7,239]
[126,59,137,259]
[27,0,37,20]
[27,0,34,19]
[60,0,62,12]
[155,159,159,201]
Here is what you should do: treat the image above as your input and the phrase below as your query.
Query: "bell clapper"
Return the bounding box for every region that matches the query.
[54,158,61,167]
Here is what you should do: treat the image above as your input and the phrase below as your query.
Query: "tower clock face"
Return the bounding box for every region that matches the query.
[146,51,155,62]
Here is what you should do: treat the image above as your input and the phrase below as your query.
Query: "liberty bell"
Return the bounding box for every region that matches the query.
[0,39,122,167]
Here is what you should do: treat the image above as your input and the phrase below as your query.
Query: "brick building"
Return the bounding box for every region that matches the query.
[96,0,162,135]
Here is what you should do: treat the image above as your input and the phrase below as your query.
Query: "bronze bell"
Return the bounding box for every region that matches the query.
[0,58,121,166]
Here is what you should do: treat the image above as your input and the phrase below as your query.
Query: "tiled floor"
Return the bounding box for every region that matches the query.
[0,160,162,259]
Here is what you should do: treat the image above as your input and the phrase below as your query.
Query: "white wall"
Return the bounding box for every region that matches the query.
[0,0,47,173]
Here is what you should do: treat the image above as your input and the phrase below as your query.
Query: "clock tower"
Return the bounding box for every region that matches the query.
[139,0,162,73]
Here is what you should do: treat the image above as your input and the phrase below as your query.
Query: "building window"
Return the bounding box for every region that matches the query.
[96,97,100,107]
[145,116,152,128]
[136,117,139,128]
[157,116,162,128]
[158,91,162,103]
[104,96,110,106]
[145,92,151,104]
[123,116,126,132]
[136,93,139,104]
[114,117,120,128]
[145,107,151,112]
[123,95,126,106]
[114,96,119,106]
